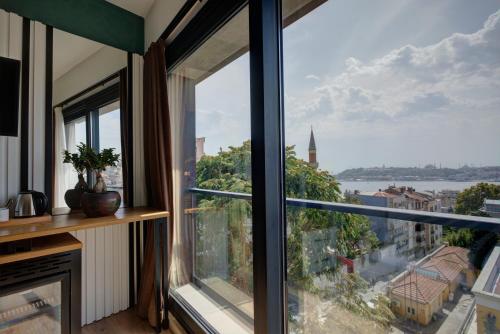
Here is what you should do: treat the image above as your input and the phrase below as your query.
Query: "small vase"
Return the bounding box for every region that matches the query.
[75,174,89,191]
[64,174,89,210]
[94,173,107,193]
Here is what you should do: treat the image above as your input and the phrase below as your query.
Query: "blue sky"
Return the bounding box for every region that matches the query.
[195,0,500,174]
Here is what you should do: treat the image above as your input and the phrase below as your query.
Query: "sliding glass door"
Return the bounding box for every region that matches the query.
[166,0,500,333]
[167,5,254,333]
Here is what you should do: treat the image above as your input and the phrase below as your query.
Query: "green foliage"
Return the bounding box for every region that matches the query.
[63,143,120,192]
[455,182,500,215]
[63,148,86,175]
[443,183,500,268]
[195,141,384,323]
[77,143,120,173]
[443,228,474,248]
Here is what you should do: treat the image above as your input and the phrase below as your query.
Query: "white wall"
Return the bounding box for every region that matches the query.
[144,0,185,49]
[0,11,46,205]
[53,45,126,105]
[0,11,22,206]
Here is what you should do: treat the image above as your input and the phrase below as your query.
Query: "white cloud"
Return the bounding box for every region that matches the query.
[286,10,500,130]
[306,74,320,81]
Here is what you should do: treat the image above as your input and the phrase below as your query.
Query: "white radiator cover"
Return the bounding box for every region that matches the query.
[72,224,130,326]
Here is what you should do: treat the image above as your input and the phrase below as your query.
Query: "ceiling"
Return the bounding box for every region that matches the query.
[53,0,156,80]
[53,30,105,80]
[105,0,156,17]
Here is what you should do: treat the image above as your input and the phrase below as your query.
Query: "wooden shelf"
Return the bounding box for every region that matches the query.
[0,233,82,265]
[0,207,169,243]
[0,214,51,227]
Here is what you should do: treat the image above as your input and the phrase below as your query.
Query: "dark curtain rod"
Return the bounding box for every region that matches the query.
[159,0,200,42]
[54,69,122,108]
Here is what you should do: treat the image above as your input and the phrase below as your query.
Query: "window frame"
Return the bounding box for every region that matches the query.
[164,0,286,333]
[62,82,121,191]
[164,1,500,333]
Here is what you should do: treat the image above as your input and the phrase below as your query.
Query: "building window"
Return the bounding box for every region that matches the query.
[63,83,123,204]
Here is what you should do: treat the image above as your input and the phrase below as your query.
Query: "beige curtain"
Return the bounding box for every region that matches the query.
[168,72,193,288]
[53,107,71,208]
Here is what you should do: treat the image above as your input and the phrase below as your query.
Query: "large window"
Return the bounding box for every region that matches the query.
[165,1,500,333]
[281,1,500,333]
[167,6,254,334]
[63,84,124,203]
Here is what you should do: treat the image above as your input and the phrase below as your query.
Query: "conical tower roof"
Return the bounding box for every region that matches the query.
[309,127,316,151]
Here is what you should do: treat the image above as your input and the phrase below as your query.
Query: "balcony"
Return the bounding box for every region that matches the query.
[167,187,500,334]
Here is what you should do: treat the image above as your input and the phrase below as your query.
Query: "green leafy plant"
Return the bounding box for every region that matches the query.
[63,150,86,175]
[65,143,120,193]
[63,145,89,191]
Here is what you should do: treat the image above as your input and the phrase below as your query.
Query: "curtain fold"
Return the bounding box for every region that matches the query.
[167,73,193,288]
[53,107,70,208]
[137,39,174,326]
[119,68,130,206]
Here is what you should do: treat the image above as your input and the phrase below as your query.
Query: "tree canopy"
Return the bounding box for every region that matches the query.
[194,141,389,328]
[455,182,500,215]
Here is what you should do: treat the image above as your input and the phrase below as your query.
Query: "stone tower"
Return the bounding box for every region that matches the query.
[308,127,318,169]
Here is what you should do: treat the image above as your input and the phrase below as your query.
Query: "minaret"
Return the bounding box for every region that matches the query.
[308,127,318,169]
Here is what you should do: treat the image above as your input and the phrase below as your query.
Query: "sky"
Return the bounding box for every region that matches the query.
[195,0,500,174]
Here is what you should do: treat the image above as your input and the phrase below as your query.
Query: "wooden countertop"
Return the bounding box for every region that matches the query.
[0,207,169,243]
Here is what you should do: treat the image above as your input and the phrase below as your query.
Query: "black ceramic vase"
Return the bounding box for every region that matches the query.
[64,174,89,210]
[81,191,121,218]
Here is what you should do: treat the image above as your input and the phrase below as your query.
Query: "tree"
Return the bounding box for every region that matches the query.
[195,141,388,327]
[455,182,500,215]
[444,183,500,265]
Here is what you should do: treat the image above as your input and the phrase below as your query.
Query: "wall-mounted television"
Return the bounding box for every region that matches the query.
[0,56,21,137]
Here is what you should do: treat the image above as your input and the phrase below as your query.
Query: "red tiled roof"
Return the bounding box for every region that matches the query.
[391,273,447,304]
[421,259,462,282]
[420,246,471,282]
[432,246,470,266]
[373,191,399,198]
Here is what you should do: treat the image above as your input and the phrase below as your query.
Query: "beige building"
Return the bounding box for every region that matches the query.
[388,245,476,326]
[472,246,500,334]
[389,272,448,325]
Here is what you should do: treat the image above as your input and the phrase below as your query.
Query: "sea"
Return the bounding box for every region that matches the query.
[338,180,500,194]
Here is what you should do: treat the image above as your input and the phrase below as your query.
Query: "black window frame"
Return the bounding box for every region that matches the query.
[163,0,500,333]
[62,82,121,189]
[164,0,286,333]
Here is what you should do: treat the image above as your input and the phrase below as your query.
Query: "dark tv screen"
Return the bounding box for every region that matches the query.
[0,56,20,137]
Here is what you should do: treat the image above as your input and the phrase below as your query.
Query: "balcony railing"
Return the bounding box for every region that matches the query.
[188,187,500,231]
[185,187,500,333]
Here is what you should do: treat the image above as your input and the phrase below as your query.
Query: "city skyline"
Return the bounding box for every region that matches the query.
[195,1,500,174]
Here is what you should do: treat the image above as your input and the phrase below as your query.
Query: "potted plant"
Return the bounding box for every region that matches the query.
[63,145,89,210]
[64,143,122,217]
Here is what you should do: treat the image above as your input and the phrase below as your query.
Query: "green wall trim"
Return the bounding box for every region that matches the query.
[0,0,144,54]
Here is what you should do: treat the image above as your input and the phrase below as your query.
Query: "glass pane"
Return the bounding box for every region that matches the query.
[64,116,87,188]
[282,1,500,333]
[168,6,253,333]
[98,101,123,200]
[0,281,62,333]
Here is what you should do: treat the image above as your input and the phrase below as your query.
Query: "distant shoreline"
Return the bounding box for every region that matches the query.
[335,166,500,183]
[338,180,500,193]
[337,178,500,182]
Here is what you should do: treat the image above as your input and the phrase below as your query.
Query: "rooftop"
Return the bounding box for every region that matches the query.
[391,272,448,304]
[390,246,471,304]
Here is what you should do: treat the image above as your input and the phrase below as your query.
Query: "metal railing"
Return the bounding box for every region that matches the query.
[188,187,500,231]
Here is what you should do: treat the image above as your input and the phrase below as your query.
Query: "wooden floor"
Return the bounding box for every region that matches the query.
[82,309,172,334]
